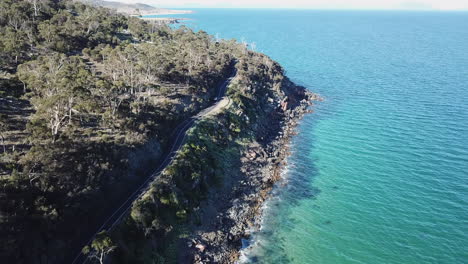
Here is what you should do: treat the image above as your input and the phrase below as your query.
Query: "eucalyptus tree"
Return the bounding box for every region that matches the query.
[26,0,47,18]
[18,53,94,141]
[0,115,7,153]
[83,231,116,264]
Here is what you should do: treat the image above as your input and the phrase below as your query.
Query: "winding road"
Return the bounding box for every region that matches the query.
[71,67,237,264]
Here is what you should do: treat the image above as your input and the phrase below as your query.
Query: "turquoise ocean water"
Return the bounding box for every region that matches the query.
[147,10,468,263]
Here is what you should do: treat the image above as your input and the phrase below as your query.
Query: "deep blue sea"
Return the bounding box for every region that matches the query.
[147,9,468,263]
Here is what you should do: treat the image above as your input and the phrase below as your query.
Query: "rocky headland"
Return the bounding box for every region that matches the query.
[183,81,319,263]
[106,55,321,263]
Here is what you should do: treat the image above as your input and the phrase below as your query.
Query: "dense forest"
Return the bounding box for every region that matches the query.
[0,0,310,263]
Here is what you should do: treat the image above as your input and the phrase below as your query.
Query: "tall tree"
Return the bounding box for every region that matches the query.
[26,0,46,17]
[82,231,116,264]
[18,53,93,141]
[0,115,7,153]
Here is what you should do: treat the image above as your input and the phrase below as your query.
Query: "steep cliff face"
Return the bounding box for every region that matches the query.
[106,51,317,263]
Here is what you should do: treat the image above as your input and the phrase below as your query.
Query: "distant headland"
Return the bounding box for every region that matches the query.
[77,0,193,16]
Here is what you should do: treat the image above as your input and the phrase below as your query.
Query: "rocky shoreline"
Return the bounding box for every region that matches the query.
[184,88,320,263]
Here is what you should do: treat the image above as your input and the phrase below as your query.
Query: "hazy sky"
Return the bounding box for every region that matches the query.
[115,0,468,10]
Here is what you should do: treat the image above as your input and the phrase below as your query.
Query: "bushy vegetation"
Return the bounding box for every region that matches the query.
[0,0,246,262]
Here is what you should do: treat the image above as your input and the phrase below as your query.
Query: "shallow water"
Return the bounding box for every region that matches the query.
[156,9,468,263]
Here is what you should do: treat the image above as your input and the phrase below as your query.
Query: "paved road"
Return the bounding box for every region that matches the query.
[71,68,236,264]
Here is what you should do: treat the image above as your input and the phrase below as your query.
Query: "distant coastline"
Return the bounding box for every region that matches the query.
[139,17,191,24]
[138,9,193,16]
[79,0,193,17]
[138,11,193,24]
